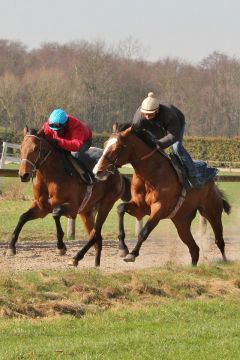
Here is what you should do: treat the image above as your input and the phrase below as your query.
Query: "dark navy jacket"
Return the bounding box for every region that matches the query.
[132,104,185,149]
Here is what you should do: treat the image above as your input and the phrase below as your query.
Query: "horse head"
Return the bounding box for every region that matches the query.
[19,128,52,182]
[93,127,133,181]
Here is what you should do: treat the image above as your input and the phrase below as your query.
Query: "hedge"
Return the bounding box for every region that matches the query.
[0,130,239,167]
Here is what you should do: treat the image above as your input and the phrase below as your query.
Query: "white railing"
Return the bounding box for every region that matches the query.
[0,141,20,169]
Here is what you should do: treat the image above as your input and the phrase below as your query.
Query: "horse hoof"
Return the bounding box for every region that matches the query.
[119,249,129,258]
[68,259,78,267]
[6,248,16,256]
[222,254,227,262]
[124,254,136,262]
[58,247,67,256]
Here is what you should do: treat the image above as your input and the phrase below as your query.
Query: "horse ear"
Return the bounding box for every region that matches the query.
[123,126,132,135]
[23,125,29,136]
[112,122,119,133]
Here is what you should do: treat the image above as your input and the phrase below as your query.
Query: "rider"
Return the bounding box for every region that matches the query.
[41,108,93,183]
[132,92,198,187]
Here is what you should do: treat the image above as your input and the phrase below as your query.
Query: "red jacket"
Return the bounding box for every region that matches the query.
[42,115,92,152]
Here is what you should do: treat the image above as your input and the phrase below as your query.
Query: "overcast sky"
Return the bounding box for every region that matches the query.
[1,0,239,63]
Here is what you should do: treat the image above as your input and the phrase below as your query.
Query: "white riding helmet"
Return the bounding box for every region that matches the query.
[140,92,160,114]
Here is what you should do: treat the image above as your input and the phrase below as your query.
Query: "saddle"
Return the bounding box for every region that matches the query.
[61,147,104,185]
[167,152,218,190]
[168,152,192,190]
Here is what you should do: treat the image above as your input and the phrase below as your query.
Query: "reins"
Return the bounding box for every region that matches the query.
[20,135,52,178]
[131,147,158,163]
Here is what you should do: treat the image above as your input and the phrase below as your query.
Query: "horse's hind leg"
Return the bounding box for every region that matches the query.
[6,205,48,256]
[117,203,129,257]
[199,206,227,262]
[71,197,116,267]
[52,210,67,255]
[69,209,102,267]
[173,211,200,266]
[79,210,102,267]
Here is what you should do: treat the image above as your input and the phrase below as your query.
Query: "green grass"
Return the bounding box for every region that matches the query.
[0,263,240,359]
[0,301,240,360]
[0,176,240,243]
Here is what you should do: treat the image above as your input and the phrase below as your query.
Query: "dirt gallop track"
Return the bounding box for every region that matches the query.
[0,233,239,273]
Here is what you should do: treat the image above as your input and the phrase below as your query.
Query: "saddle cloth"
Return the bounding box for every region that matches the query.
[168,152,218,190]
[68,147,103,184]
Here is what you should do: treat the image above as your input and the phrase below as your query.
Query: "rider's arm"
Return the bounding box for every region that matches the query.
[157,111,184,149]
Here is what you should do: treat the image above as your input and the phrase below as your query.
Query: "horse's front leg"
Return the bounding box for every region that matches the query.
[117,201,147,257]
[6,205,49,256]
[124,203,163,262]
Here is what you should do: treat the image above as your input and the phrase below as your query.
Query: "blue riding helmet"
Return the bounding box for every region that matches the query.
[49,109,68,131]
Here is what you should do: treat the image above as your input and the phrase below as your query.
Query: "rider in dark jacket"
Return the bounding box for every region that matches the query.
[132,92,198,186]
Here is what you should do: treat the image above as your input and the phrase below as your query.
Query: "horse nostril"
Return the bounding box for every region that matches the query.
[96,171,103,176]
[95,171,106,180]
[20,173,31,182]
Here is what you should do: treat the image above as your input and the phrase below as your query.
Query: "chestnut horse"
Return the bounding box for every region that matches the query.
[93,126,231,266]
[6,128,130,267]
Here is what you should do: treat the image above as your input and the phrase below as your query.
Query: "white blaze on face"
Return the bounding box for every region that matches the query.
[93,137,118,175]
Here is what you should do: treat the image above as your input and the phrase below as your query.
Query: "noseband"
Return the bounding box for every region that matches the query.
[102,143,127,174]
[102,140,158,174]
[20,135,52,177]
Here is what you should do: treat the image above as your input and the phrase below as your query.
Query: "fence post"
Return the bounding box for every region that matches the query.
[0,142,7,169]
[135,219,143,235]
[67,218,76,239]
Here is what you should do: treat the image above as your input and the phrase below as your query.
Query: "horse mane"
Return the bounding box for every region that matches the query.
[113,121,157,150]
[29,128,39,136]
[115,122,132,132]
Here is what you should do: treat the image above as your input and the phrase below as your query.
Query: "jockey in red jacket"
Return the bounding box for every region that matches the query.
[41,108,93,183]
[42,108,92,153]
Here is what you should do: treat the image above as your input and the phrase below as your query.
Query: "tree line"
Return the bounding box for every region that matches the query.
[0,38,240,136]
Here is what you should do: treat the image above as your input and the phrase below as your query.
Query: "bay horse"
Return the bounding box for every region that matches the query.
[6,128,130,267]
[93,126,231,266]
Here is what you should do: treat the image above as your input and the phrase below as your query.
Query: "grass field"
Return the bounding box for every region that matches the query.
[0,263,240,359]
[0,175,239,243]
[1,171,240,359]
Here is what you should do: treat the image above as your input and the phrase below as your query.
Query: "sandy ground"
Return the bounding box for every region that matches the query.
[0,231,239,273]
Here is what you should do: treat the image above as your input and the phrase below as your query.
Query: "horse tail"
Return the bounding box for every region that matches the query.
[223,198,231,215]
[120,175,131,202]
[217,186,231,215]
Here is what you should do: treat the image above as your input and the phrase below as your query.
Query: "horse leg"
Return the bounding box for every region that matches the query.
[117,200,147,257]
[124,203,162,262]
[52,213,67,255]
[78,210,102,267]
[71,198,116,267]
[200,207,227,262]
[6,205,48,256]
[173,211,200,266]
[199,214,207,236]
[117,203,129,257]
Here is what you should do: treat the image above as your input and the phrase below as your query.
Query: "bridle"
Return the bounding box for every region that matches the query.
[102,143,128,174]
[20,135,52,178]
[101,137,158,174]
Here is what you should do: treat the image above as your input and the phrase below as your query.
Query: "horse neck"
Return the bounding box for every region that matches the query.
[128,133,174,181]
[37,147,65,181]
